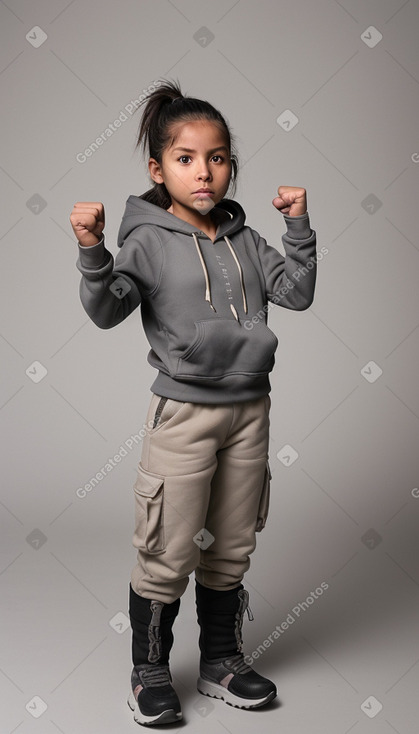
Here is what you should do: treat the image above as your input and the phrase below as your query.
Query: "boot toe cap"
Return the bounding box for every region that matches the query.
[228,669,276,699]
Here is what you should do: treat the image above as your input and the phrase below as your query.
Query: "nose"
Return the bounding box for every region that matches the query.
[196,159,212,181]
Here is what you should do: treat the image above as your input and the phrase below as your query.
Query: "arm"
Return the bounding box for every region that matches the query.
[256,210,317,311]
[70,201,161,329]
[76,236,143,329]
[255,186,317,310]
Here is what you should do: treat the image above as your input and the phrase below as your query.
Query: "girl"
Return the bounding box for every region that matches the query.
[70,79,317,727]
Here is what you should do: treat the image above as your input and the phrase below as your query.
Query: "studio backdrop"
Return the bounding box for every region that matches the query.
[1,1,418,733]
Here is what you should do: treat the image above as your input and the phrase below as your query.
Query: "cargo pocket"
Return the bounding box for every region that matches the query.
[256,460,271,532]
[133,463,166,554]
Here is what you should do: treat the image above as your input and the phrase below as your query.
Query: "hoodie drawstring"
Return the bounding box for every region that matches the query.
[192,232,216,312]
[191,232,248,322]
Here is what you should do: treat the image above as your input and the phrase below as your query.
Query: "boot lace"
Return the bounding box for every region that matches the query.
[234,589,254,652]
[140,664,172,687]
[148,601,164,663]
[224,653,253,675]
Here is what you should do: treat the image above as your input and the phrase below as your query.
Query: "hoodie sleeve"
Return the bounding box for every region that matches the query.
[254,211,317,311]
[75,229,162,329]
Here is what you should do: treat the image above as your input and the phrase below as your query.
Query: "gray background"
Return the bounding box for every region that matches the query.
[1,0,418,732]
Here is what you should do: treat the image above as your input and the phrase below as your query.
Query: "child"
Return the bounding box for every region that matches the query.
[70,79,317,727]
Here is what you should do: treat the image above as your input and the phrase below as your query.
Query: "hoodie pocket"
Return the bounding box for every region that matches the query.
[174,318,278,381]
[256,460,272,532]
[133,464,165,554]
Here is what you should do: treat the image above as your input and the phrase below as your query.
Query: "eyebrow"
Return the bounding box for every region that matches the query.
[171,146,229,154]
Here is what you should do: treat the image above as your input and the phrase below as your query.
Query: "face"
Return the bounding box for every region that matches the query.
[149,119,232,222]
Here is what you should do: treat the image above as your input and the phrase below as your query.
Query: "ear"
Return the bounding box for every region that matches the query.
[148,158,164,184]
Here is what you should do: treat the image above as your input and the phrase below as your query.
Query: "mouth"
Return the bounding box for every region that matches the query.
[192,190,216,214]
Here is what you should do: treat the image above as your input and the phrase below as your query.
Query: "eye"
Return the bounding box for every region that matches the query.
[211,155,224,163]
[178,155,191,164]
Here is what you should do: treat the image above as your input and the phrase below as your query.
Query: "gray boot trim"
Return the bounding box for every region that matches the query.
[234,590,254,652]
[148,600,164,663]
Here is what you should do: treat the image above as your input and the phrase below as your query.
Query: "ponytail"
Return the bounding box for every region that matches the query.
[134,78,238,210]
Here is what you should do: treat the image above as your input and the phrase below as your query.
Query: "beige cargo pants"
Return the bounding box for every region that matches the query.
[130,392,272,604]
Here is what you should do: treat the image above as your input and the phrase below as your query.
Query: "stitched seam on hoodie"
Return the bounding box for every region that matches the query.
[131,226,165,296]
[249,228,270,301]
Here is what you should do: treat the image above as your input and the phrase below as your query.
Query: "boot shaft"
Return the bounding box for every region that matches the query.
[129,584,180,666]
[195,581,253,661]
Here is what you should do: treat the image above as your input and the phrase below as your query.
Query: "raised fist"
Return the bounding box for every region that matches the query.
[70,202,105,247]
[272,187,307,217]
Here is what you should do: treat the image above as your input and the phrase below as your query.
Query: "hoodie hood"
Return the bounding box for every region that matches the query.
[117,195,248,319]
[116,195,246,246]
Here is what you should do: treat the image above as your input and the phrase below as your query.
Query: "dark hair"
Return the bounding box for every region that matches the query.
[135,79,239,210]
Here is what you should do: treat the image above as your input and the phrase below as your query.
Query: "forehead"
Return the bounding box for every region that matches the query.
[167,119,228,151]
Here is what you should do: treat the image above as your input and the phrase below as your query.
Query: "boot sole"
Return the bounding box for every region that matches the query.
[127,690,182,726]
[197,677,276,709]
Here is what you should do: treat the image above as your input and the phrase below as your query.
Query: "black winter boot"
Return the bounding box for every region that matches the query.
[195,580,277,709]
[127,583,182,726]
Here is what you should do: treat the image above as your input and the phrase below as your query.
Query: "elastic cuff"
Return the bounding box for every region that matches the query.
[283,212,312,239]
[77,236,109,269]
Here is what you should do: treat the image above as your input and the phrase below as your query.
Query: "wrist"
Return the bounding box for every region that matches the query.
[78,236,103,248]
[283,211,308,218]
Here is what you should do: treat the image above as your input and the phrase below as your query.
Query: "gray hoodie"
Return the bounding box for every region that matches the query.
[76,196,317,403]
